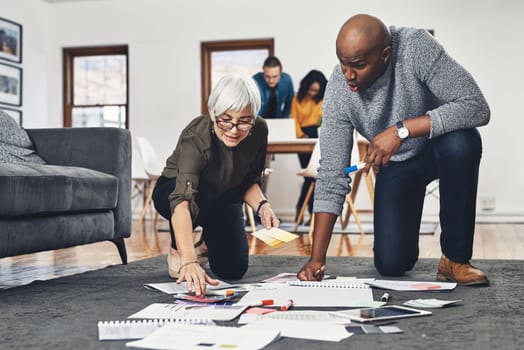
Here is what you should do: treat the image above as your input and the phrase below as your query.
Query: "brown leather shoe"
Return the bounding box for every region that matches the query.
[437,256,489,286]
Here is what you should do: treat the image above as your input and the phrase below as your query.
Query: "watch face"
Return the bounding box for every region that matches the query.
[398,127,409,139]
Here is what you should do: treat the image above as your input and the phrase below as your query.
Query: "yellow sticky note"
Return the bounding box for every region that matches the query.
[252,227,298,247]
[267,227,299,242]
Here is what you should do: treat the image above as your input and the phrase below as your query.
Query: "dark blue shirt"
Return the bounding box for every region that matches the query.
[253,72,294,118]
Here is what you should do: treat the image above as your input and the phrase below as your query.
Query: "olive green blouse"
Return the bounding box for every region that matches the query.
[162,115,268,221]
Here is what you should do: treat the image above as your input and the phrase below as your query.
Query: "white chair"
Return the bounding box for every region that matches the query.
[294,140,365,238]
[131,146,149,222]
[245,118,288,235]
[135,136,163,228]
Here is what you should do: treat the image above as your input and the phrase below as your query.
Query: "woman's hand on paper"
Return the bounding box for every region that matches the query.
[177,263,219,296]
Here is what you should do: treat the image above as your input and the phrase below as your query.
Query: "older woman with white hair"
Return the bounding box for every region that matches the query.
[152,74,279,295]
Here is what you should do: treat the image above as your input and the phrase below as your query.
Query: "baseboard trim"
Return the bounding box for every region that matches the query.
[274,210,524,224]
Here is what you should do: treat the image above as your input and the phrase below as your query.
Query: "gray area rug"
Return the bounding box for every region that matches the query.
[0,255,522,350]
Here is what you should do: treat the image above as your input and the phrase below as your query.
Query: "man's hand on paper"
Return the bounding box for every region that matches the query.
[297,260,325,281]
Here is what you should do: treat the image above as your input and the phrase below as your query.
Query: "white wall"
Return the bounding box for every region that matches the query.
[0,0,49,127]
[2,0,523,221]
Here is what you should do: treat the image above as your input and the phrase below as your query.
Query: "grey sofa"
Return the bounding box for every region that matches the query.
[0,127,132,263]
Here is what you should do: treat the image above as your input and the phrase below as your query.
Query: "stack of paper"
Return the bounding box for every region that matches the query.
[251,227,298,247]
[126,323,281,350]
[403,299,462,308]
[242,319,352,342]
[237,282,376,308]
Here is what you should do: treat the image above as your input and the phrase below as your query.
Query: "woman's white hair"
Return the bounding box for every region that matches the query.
[207,74,261,120]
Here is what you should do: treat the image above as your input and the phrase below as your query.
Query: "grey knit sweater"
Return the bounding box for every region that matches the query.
[314,26,490,216]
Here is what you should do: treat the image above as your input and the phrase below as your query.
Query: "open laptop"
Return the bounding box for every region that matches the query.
[264,118,297,141]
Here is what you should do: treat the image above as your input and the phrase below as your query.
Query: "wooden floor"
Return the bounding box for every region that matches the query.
[1,217,523,289]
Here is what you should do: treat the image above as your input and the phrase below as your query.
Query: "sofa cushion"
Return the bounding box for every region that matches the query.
[0,111,47,164]
[0,163,119,217]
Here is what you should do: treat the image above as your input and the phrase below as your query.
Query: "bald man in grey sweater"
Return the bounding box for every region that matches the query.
[298,14,490,285]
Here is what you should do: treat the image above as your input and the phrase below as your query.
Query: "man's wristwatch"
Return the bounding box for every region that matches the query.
[396,121,409,140]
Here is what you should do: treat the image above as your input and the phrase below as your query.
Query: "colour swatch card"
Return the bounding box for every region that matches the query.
[128,303,248,322]
[366,280,457,291]
[143,280,235,295]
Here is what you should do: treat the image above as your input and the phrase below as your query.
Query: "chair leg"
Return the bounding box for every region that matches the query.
[308,213,315,243]
[365,173,375,206]
[338,234,352,256]
[294,181,315,232]
[340,194,365,234]
[246,205,257,233]
[355,139,375,206]
[347,196,365,236]
[339,193,352,229]
[153,212,159,232]
[138,180,155,226]
[111,237,128,264]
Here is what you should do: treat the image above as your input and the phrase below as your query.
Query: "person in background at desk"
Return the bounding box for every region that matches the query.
[152,74,280,296]
[291,69,328,224]
[253,56,295,119]
[297,14,490,286]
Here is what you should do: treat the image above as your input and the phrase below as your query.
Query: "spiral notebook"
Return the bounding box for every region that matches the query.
[287,280,370,288]
[237,281,375,307]
[97,318,215,340]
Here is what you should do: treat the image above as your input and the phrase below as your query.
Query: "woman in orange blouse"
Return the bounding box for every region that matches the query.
[291,70,327,224]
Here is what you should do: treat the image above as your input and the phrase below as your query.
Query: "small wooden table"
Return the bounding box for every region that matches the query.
[266,138,316,154]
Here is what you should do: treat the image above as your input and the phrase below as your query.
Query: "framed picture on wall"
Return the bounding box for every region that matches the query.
[0,62,22,106]
[0,106,22,125]
[0,17,22,63]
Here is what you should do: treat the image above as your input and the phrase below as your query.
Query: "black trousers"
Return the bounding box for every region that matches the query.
[373,128,482,276]
[152,176,248,279]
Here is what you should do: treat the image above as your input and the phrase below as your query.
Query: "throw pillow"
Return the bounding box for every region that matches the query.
[0,110,47,164]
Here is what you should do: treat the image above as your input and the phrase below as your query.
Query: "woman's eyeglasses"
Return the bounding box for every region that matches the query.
[215,118,254,132]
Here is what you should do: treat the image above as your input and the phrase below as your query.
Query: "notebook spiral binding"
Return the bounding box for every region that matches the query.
[98,318,215,340]
[286,281,370,288]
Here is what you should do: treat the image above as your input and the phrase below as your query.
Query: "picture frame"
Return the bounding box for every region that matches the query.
[0,17,22,63]
[0,62,22,106]
[0,106,22,125]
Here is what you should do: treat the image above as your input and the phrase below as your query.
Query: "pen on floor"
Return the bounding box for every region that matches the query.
[344,162,366,175]
[380,292,390,302]
[261,299,274,306]
[281,299,294,311]
[251,299,274,307]
[202,289,236,297]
